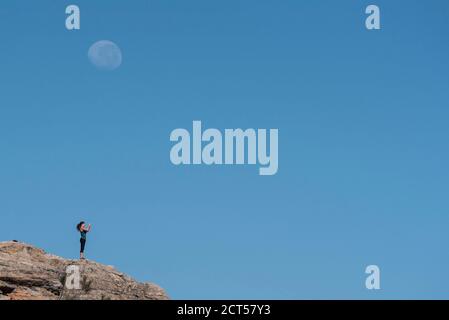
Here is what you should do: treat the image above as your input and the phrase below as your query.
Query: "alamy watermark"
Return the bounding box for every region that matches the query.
[64,265,81,289]
[170,121,279,176]
[365,265,381,290]
[65,5,80,30]
[365,5,381,30]
[65,4,380,31]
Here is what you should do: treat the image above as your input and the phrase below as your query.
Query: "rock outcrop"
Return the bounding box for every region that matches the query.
[0,241,168,300]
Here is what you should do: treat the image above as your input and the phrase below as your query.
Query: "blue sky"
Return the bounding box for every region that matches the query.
[1,0,448,299]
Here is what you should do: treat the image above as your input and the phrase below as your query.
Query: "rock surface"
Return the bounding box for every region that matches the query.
[0,241,169,300]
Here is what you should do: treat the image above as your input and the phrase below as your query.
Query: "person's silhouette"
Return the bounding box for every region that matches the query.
[76,221,92,260]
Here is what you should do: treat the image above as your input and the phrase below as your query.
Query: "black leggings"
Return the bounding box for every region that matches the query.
[80,238,86,253]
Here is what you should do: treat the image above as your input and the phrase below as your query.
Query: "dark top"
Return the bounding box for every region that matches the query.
[80,230,87,240]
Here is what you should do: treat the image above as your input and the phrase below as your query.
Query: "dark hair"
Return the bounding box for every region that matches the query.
[76,221,85,231]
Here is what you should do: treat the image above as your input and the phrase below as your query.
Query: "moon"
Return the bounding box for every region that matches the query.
[88,40,122,71]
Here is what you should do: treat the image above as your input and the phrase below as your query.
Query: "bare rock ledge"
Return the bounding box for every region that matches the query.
[0,241,169,300]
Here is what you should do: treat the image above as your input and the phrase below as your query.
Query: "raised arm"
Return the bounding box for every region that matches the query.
[81,224,92,232]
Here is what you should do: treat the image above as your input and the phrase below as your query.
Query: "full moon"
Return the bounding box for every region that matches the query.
[88,40,122,71]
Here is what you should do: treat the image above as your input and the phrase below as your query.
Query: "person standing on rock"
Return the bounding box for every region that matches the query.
[76,221,92,260]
